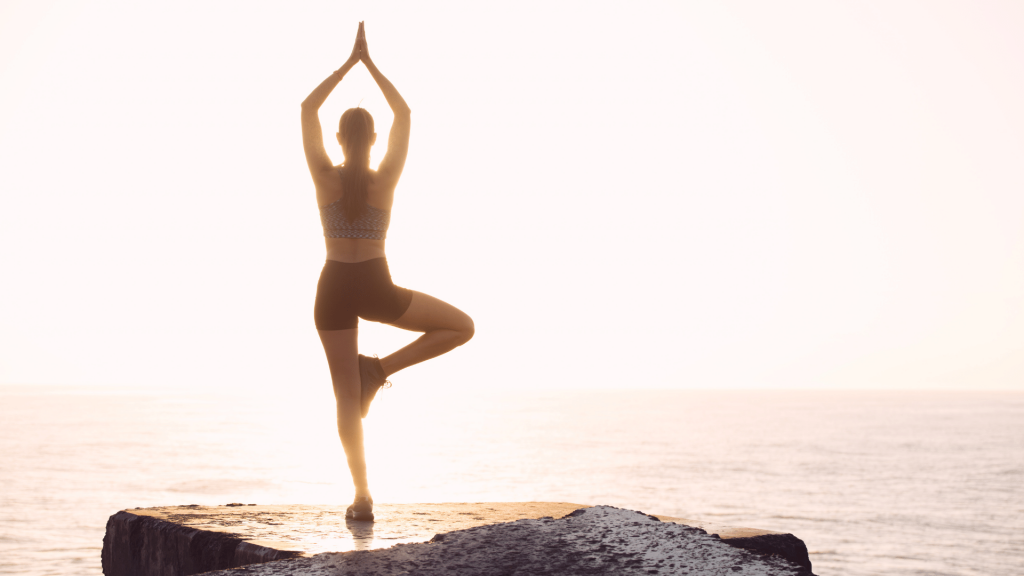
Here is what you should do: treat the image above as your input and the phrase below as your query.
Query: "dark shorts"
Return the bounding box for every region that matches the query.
[314,258,414,330]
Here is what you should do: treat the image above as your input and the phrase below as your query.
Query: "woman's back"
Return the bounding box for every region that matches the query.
[319,168,395,262]
[302,23,409,265]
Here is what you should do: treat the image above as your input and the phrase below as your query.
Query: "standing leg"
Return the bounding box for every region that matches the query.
[380,291,474,377]
[318,328,371,499]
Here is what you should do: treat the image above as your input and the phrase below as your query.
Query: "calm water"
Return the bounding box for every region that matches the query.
[0,387,1021,576]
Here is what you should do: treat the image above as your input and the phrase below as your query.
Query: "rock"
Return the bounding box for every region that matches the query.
[200,507,814,576]
[101,503,814,576]
[101,511,301,576]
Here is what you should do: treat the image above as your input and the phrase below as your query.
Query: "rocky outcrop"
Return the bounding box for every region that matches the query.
[717,532,812,572]
[101,503,813,576]
[198,507,814,576]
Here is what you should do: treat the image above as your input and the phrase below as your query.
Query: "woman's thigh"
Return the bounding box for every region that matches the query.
[318,328,359,400]
[386,290,474,334]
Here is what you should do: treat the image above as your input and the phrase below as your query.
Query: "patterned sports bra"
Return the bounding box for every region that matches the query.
[319,167,391,240]
[319,198,390,240]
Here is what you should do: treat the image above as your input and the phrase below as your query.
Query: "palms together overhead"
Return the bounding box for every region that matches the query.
[346,21,372,68]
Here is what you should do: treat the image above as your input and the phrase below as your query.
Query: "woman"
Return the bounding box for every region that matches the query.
[301,22,475,521]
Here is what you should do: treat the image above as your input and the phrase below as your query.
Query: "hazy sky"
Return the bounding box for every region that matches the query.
[2,0,1022,391]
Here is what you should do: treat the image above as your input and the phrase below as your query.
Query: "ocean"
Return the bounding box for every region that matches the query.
[0,387,1021,575]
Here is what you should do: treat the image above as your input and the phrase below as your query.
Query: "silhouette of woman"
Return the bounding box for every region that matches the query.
[301,22,474,521]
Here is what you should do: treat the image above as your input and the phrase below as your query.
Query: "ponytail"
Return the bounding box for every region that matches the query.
[338,108,375,220]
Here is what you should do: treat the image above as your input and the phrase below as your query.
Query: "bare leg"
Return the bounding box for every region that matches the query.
[380,291,474,377]
[318,328,371,498]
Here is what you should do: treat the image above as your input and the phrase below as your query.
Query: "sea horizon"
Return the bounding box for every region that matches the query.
[2,386,1021,575]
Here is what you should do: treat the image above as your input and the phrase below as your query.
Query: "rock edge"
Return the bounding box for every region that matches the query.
[102,509,302,576]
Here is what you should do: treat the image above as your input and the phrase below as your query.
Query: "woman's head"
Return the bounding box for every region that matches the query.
[337,108,377,165]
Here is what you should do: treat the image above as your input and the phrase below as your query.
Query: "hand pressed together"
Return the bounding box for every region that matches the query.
[343,21,373,70]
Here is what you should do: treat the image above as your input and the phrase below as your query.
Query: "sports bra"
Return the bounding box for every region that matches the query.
[319,199,390,240]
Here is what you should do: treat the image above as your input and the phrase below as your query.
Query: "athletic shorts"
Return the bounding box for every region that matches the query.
[314,258,413,330]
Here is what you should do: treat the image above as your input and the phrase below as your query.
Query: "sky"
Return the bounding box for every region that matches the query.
[1,0,1022,392]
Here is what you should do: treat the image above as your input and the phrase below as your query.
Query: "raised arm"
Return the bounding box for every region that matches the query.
[359,26,411,185]
[301,23,363,190]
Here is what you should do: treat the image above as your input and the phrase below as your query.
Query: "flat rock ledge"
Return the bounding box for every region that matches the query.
[102,503,814,576]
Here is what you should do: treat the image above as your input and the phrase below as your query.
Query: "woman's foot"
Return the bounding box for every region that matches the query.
[358,354,389,418]
[346,495,374,521]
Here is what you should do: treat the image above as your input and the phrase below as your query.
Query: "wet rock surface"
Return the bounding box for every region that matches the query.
[102,503,813,576]
[110,503,593,558]
[199,507,813,576]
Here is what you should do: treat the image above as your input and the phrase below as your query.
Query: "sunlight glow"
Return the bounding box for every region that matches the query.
[1,0,1022,391]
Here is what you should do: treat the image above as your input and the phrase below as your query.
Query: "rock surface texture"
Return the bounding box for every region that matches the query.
[198,507,813,576]
[101,503,813,576]
[102,507,302,576]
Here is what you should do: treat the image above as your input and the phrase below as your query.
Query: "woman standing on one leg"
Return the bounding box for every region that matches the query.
[301,22,474,521]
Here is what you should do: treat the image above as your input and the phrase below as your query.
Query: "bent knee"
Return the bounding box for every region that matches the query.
[456,316,475,345]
